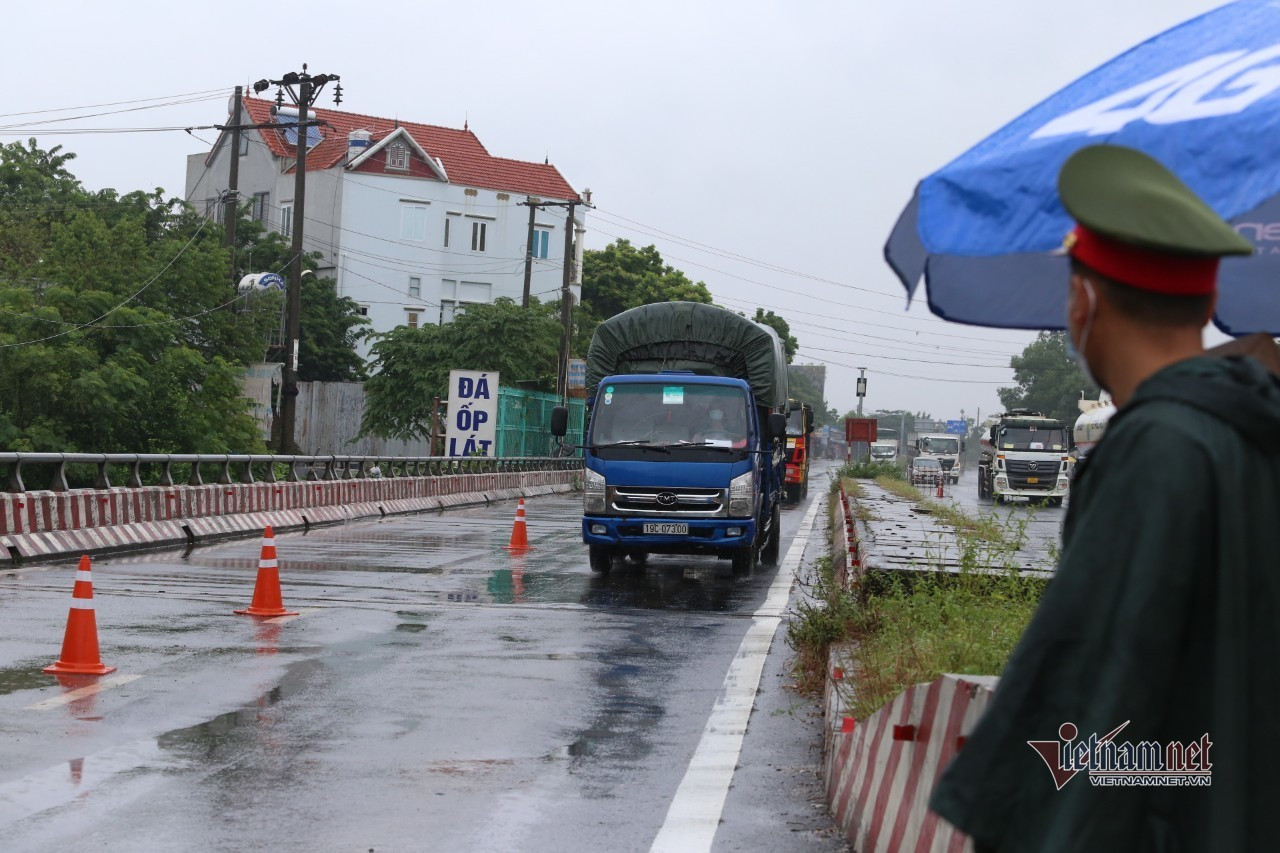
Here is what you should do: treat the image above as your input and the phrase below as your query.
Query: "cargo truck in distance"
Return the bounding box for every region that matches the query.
[551,302,789,575]
[976,410,1071,506]
[784,401,814,503]
[914,433,964,484]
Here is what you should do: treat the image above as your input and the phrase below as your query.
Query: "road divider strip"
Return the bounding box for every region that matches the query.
[26,673,143,710]
[650,496,823,853]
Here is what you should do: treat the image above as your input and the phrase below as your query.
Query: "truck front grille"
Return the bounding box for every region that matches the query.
[608,486,726,517]
[1005,459,1058,490]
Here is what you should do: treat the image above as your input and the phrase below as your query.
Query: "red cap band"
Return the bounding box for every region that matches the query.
[1068,225,1219,296]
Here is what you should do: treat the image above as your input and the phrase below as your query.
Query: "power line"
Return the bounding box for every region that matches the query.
[0,87,228,120]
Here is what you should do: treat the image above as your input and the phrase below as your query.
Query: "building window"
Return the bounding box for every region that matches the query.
[204,198,220,217]
[251,192,269,222]
[443,217,450,248]
[239,134,249,156]
[532,228,551,259]
[387,142,408,170]
[401,205,427,241]
[357,304,369,316]
[406,311,420,329]
[471,221,487,252]
[280,203,293,237]
[408,276,421,298]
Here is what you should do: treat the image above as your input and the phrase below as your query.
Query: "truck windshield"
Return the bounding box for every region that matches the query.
[920,437,959,454]
[590,382,751,450]
[998,427,1066,451]
[785,408,807,436]
[871,446,894,458]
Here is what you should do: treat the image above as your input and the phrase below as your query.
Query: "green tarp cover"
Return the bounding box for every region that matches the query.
[586,302,789,410]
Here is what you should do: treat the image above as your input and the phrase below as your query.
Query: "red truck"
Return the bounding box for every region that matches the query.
[784,402,814,503]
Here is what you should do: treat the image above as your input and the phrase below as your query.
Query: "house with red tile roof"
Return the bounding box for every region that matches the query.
[184,97,585,360]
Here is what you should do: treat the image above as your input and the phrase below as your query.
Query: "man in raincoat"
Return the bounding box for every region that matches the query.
[930,144,1280,852]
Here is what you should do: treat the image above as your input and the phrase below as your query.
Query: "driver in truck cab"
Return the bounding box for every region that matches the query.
[695,407,747,449]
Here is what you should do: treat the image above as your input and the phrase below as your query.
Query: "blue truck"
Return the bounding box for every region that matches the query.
[551,302,789,574]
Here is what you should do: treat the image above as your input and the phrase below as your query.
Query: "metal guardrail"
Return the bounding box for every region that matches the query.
[0,453,582,494]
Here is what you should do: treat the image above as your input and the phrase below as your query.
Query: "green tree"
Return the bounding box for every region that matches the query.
[997,331,1098,425]
[361,298,560,441]
[751,308,798,363]
[576,239,713,351]
[0,140,280,454]
[230,217,369,381]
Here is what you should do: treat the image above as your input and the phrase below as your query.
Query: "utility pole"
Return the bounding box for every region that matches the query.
[855,367,868,462]
[253,66,341,453]
[518,197,540,308]
[223,86,243,290]
[556,201,577,400]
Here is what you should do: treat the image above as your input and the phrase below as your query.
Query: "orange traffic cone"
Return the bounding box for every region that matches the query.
[235,526,298,617]
[936,474,945,499]
[44,555,116,676]
[504,499,532,551]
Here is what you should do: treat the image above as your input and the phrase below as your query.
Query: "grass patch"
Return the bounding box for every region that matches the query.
[788,491,1046,719]
[837,460,905,481]
[787,554,860,695]
[840,568,1041,719]
[874,474,923,502]
[922,500,1026,545]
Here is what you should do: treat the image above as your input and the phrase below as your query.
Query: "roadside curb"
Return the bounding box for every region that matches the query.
[0,482,578,565]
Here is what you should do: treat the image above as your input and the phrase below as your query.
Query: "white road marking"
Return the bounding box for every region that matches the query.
[263,607,322,624]
[650,496,823,853]
[26,674,143,710]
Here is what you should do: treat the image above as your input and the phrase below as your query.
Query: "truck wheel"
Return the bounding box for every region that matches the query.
[589,546,615,574]
[628,551,648,564]
[785,484,800,504]
[731,543,758,575]
[1048,497,1063,508]
[801,479,809,499]
[761,504,781,566]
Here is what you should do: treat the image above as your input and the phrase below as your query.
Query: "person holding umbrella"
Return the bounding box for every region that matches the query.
[929,144,1280,851]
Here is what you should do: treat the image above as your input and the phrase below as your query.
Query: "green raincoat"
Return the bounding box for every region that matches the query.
[930,356,1280,852]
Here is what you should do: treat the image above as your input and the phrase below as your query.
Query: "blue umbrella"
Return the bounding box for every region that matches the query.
[887,0,1280,335]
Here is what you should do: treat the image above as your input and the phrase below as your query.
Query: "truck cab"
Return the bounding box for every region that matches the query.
[783,401,814,503]
[977,410,1070,506]
[916,433,964,484]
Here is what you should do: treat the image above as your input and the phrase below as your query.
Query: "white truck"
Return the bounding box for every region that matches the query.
[870,440,899,462]
[976,410,1070,506]
[915,433,964,484]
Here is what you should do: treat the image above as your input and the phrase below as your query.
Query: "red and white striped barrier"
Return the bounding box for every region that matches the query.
[0,469,578,563]
[825,673,998,852]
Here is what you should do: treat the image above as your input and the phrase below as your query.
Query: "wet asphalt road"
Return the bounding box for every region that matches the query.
[0,464,847,852]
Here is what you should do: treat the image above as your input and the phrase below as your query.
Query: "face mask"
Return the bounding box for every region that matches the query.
[1067,278,1100,390]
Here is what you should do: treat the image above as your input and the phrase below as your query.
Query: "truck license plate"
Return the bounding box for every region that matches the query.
[644,523,689,535]
[1026,477,1039,484]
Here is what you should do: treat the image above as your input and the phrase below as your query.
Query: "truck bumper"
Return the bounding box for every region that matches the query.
[583,516,757,554]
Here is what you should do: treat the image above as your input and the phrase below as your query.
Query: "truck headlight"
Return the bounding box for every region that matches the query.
[584,468,606,514]
[728,471,754,517]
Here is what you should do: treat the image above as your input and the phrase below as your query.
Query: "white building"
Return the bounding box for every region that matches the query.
[185,97,584,360]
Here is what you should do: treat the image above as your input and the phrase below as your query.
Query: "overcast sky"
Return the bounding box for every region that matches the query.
[3,0,1228,422]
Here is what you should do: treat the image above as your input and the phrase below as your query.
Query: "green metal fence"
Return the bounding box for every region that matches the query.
[496,387,585,457]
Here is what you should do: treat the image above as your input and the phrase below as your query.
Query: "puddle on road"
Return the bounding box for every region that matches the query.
[155,658,324,756]
[0,663,56,697]
[395,623,428,633]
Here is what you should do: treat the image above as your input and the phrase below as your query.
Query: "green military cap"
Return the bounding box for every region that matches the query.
[1058,144,1253,295]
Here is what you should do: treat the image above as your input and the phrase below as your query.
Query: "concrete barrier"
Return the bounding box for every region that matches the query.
[824,672,998,852]
[0,469,579,564]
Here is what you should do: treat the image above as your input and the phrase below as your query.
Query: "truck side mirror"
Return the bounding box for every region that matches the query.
[768,412,787,438]
[550,406,569,437]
